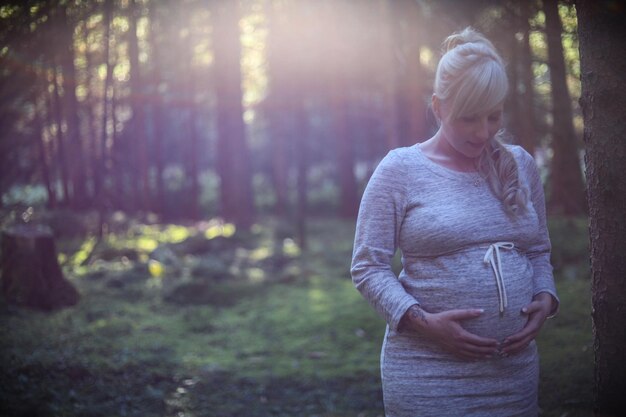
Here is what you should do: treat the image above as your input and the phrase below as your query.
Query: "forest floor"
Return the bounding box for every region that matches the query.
[0,212,592,417]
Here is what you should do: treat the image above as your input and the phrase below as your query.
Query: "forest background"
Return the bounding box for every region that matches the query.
[0,0,593,416]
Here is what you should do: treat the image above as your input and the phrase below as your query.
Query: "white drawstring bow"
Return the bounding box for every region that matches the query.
[483,242,515,314]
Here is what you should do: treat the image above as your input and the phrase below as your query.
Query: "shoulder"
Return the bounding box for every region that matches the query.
[367,147,414,193]
[504,144,537,171]
[375,146,413,173]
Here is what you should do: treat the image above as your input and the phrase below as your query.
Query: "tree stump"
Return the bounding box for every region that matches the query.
[1,224,79,310]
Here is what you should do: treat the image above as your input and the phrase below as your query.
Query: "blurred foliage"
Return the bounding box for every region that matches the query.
[0,212,591,416]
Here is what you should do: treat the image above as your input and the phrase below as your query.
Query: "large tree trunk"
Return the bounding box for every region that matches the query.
[577,2,626,415]
[212,0,254,227]
[1,225,79,311]
[544,0,586,215]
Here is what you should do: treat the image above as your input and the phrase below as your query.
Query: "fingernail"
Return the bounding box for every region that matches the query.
[522,307,528,313]
[477,309,484,313]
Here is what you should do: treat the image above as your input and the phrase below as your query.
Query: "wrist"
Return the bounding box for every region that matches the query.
[533,292,554,315]
[400,304,430,332]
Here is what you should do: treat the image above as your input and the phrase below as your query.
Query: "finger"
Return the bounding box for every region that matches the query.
[462,344,497,357]
[461,343,501,359]
[502,327,539,354]
[445,308,486,321]
[521,301,542,315]
[502,337,533,355]
[459,329,499,347]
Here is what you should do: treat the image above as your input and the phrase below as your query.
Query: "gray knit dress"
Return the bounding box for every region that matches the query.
[351,144,559,417]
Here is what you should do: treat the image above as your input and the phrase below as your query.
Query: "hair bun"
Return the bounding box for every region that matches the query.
[442,26,496,54]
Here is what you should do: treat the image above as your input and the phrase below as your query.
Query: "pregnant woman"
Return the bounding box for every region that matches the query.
[351,27,559,417]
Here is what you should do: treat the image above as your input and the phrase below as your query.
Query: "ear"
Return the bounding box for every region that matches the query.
[432,94,441,121]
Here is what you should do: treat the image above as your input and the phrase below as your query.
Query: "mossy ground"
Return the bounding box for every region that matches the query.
[0,215,592,416]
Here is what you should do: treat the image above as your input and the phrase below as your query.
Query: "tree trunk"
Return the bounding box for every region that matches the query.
[35,99,56,208]
[577,1,626,415]
[378,0,400,150]
[212,0,254,227]
[293,95,308,251]
[187,65,200,221]
[332,86,359,218]
[50,62,71,205]
[518,0,537,154]
[266,0,290,217]
[544,0,586,215]
[59,6,88,209]
[83,22,100,205]
[393,0,428,145]
[148,3,166,217]
[98,0,114,231]
[128,0,150,212]
[1,225,79,311]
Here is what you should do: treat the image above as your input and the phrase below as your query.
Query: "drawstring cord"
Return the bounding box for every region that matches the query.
[483,242,515,314]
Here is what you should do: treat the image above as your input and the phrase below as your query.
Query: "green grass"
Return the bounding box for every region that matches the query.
[0,215,593,416]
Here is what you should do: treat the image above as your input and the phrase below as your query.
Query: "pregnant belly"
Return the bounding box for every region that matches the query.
[401,248,534,342]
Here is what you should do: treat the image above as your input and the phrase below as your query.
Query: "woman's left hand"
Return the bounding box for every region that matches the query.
[500,292,554,356]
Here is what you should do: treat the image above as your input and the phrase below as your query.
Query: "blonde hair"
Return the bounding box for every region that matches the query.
[435,27,527,216]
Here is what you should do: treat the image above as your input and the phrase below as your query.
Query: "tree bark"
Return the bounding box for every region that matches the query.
[544,0,586,215]
[59,5,88,209]
[98,0,114,225]
[378,0,400,150]
[1,225,79,311]
[148,3,166,217]
[34,97,56,208]
[50,62,71,206]
[266,0,291,217]
[577,1,626,415]
[212,0,254,227]
[517,0,537,154]
[128,0,150,212]
[392,0,428,145]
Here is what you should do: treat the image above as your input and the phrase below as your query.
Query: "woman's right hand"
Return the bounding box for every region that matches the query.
[400,305,499,360]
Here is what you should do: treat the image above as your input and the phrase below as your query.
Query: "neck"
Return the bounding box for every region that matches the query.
[420,131,480,172]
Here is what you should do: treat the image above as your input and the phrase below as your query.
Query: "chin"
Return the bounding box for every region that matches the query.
[464,144,486,157]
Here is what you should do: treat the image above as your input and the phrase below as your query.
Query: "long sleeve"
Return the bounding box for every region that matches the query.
[519,148,560,316]
[351,150,418,331]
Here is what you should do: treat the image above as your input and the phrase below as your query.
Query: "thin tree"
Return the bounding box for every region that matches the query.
[544,0,586,215]
[577,1,626,414]
[148,3,166,217]
[59,4,88,209]
[266,0,291,217]
[128,0,150,212]
[517,0,538,154]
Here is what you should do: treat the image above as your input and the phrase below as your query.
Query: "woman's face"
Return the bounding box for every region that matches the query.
[437,101,504,159]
